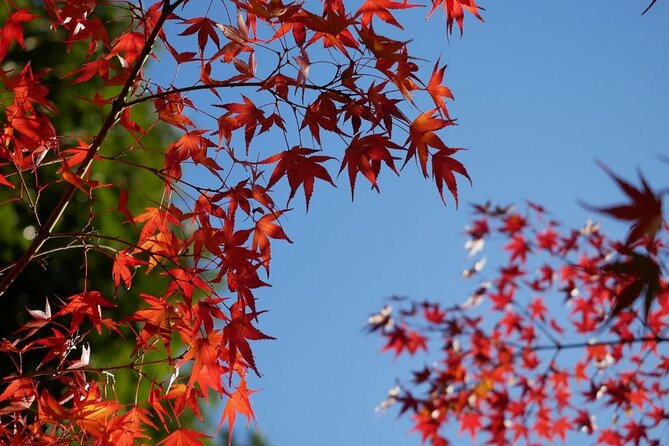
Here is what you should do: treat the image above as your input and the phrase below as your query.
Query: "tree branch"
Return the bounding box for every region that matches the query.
[0,1,182,297]
[123,80,355,109]
[531,335,667,353]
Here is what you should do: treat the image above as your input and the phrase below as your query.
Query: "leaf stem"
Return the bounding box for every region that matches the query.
[532,335,667,353]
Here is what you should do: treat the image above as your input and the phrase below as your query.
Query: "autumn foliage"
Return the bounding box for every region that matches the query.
[369,171,668,445]
[0,0,478,444]
[0,0,663,445]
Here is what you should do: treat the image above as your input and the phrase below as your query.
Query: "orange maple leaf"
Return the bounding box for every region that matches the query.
[426,60,454,118]
[179,330,224,395]
[58,291,116,334]
[357,0,420,28]
[157,428,210,446]
[427,0,484,35]
[218,378,257,446]
[405,109,453,177]
[130,294,178,355]
[112,249,146,289]
[71,383,122,439]
[172,130,215,164]
[252,209,293,267]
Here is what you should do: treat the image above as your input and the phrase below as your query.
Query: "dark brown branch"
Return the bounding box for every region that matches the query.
[1,351,187,383]
[642,0,658,15]
[123,79,355,109]
[531,335,668,352]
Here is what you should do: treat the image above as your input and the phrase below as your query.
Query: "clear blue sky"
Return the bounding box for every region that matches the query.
[162,1,669,444]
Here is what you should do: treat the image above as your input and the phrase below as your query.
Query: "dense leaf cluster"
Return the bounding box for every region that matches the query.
[0,0,479,444]
[370,180,668,445]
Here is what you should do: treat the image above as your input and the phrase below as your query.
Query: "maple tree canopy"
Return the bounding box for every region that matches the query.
[370,181,668,444]
[0,0,479,444]
[0,0,663,445]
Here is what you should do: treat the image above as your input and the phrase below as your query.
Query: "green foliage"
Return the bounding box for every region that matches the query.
[0,0,167,405]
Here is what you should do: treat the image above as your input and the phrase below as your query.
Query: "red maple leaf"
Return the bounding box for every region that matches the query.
[459,412,482,439]
[112,249,146,289]
[219,95,265,151]
[339,133,400,198]
[179,17,221,53]
[299,10,359,56]
[431,148,470,206]
[57,291,116,334]
[171,130,216,164]
[598,429,625,446]
[586,163,663,246]
[108,31,145,66]
[603,252,661,321]
[261,147,335,209]
[504,234,531,263]
[0,9,37,62]
[528,297,547,321]
[223,302,275,376]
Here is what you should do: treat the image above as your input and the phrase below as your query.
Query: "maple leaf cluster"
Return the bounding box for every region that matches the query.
[0,0,483,444]
[370,172,669,445]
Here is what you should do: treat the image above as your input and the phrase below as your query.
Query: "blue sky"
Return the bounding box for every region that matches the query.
[162,1,669,444]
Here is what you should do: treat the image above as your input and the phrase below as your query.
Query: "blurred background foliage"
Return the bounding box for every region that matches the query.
[223,430,269,446]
